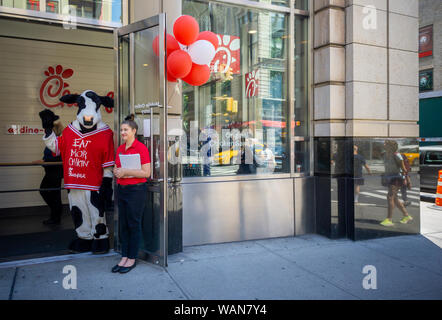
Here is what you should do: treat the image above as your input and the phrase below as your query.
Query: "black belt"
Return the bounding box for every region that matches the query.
[118,183,145,188]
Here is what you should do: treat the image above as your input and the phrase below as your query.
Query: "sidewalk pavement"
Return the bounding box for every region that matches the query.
[1,233,441,300]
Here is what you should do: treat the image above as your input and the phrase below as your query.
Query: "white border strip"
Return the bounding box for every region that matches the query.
[420,90,442,99]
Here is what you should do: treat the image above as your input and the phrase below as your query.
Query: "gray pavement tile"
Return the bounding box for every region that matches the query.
[400,288,442,300]
[167,252,198,264]
[254,235,346,252]
[167,250,357,300]
[421,203,442,235]
[425,232,442,240]
[358,235,442,276]
[296,234,352,245]
[424,235,442,249]
[174,241,269,262]
[11,256,184,300]
[271,241,442,300]
[0,268,15,300]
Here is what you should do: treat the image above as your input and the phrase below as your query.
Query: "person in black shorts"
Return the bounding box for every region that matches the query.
[380,140,413,226]
[354,145,371,203]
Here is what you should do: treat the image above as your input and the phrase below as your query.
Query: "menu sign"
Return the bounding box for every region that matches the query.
[419,25,433,58]
[419,69,433,92]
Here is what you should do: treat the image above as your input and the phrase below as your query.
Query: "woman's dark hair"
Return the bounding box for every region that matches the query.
[122,114,138,133]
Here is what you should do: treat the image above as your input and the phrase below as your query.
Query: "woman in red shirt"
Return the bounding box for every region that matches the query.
[112,116,150,273]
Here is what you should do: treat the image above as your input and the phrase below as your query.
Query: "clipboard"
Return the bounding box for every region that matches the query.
[119,154,141,170]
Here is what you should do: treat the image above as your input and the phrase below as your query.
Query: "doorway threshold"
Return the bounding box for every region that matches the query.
[0,250,118,269]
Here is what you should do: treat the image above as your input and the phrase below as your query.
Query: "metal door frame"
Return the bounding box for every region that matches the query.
[113,14,168,267]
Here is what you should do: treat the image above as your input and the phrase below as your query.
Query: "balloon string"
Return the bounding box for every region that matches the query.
[167,81,181,102]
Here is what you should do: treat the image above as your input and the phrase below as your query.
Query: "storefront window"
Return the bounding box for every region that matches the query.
[249,0,289,7]
[27,0,40,11]
[0,0,122,24]
[295,0,309,10]
[294,15,309,173]
[182,0,290,177]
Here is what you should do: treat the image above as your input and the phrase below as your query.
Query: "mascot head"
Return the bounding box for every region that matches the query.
[59,90,114,129]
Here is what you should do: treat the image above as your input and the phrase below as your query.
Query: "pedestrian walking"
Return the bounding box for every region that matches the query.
[380,140,413,227]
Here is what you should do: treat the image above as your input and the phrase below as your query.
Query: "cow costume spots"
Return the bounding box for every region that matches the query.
[40,90,115,254]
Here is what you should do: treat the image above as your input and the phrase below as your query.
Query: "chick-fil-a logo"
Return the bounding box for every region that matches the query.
[39,65,114,113]
[245,70,259,98]
[211,35,240,75]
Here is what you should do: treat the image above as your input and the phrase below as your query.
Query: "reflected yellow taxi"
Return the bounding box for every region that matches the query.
[214,143,264,165]
[399,145,419,166]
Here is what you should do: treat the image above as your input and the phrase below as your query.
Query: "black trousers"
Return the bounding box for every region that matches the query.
[117,183,147,259]
[39,172,63,221]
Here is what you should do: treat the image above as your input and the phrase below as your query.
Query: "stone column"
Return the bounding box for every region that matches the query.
[346,0,419,137]
[313,0,419,239]
[313,0,347,239]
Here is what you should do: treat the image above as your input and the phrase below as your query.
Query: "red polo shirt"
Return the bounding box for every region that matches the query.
[115,139,150,185]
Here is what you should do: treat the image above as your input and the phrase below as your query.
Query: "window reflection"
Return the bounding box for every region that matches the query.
[249,0,289,7]
[315,138,421,239]
[295,0,309,10]
[349,138,420,238]
[0,0,122,23]
[182,0,290,177]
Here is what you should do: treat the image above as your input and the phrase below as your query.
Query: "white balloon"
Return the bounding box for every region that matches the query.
[188,40,216,66]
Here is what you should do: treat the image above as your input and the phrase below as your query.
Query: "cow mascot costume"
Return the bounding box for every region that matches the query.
[39,90,114,254]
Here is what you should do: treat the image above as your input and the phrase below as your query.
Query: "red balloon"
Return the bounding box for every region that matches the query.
[173,15,199,45]
[197,31,219,50]
[166,34,180,56]
[182,63,210,86]
[167,71,177,83]
[152,34,181,57]
[167,50,192,79]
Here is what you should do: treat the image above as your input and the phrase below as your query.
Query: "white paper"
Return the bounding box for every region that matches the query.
[119,154,141,170]
[143,117,182,137]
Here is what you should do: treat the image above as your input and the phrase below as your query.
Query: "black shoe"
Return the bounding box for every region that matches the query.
[43,218,61,225]
[119,261,137,274]
[111,264,122,273]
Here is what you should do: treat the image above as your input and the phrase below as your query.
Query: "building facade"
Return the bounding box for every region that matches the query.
[419,0,441,93]
[418,0,442,142]
[0,0,420,262]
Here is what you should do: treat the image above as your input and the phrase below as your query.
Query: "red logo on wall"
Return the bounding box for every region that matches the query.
[245,70,259,98]
[211,35,240,75]
[419,25,433,58]
[39,65,114,113]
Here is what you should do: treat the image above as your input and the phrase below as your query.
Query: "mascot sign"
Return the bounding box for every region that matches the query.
[39,64,114,113]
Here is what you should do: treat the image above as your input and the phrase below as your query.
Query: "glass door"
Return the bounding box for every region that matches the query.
[114,14,168,267]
